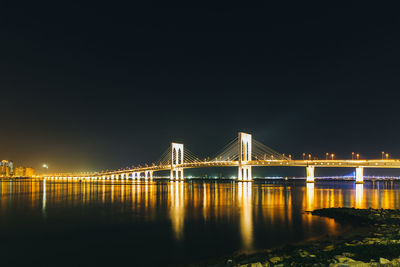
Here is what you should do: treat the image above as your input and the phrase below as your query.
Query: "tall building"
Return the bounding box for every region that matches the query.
[1,161,33,178]
[0,160,13,177]
[25,167,34,177]
[14,166,25,177]
[0,165,10,177]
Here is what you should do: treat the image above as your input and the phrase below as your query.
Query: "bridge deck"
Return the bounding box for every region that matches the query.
[43,159,400,178]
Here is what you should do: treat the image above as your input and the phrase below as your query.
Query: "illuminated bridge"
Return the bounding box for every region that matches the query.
[42,132,400,184]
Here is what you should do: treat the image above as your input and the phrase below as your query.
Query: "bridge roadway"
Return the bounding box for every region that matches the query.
[40,131,400,183]
[42,159,400,182]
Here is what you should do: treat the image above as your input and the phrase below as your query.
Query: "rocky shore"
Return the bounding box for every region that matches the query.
[220,208,400,266]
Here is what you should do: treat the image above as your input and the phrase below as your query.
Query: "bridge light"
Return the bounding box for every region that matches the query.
[386,153,389,159]
[331,154,335,160]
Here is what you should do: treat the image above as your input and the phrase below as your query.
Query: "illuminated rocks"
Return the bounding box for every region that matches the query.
[228,208,400,266]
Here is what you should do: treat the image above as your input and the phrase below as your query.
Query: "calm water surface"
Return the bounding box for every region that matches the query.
[1,179,400,266]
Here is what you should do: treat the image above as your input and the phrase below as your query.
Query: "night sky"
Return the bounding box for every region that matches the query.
[1,3,400,173]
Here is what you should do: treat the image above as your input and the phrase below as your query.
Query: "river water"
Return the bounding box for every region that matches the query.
[0,179,399,266]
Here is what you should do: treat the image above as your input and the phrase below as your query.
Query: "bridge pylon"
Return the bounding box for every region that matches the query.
[171,143,184,180]
[238,132,252,181]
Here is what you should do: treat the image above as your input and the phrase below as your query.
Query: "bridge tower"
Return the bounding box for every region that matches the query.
[238,132,252,181]
[171,143,184,180]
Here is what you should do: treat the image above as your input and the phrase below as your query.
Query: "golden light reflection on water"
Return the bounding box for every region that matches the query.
[170,181,185,240]
[355,184,364,209]
[306,182,314,211]
[2,180,400,252]
[42,179,47,217]
[238,182,253,250]
[259,185,292,227]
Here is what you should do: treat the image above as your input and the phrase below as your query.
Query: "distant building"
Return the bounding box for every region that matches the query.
[14,166,25,177]
[0,161,34,178]
[0,160,13,177]
[25,167,34,177]
[0,165,10,176]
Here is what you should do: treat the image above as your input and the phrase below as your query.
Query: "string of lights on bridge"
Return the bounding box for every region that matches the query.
[42,132,400,184]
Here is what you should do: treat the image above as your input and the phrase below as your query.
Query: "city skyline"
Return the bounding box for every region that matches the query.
[1,3,400,172]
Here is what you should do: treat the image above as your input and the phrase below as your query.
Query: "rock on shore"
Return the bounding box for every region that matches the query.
[223,208,400,267]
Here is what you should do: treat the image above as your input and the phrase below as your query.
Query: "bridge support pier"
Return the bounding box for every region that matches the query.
[238,132,252,181]
[171,169,183,180]
[306,166,315,183]
[355,167,364,184]
[238,166,252,181]
[133,172,140,180]
[145,171,153,180]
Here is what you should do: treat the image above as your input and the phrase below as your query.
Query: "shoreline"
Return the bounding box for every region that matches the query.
[197,208,400,266]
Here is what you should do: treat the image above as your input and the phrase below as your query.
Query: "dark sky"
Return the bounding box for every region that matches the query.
[1,2,400,172]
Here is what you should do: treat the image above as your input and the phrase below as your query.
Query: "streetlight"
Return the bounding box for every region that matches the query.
[386,153,389,159]
[42,164,49,175]
[302,153,305,160]
[356,153,360,160]
[352,152,354,160]
[326,152,329,160]
[331,153,335,160]
[308,154,312,160]
[382,151,385,160]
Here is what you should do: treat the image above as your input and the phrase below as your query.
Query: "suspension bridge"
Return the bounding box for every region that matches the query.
[42,132,400,184]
